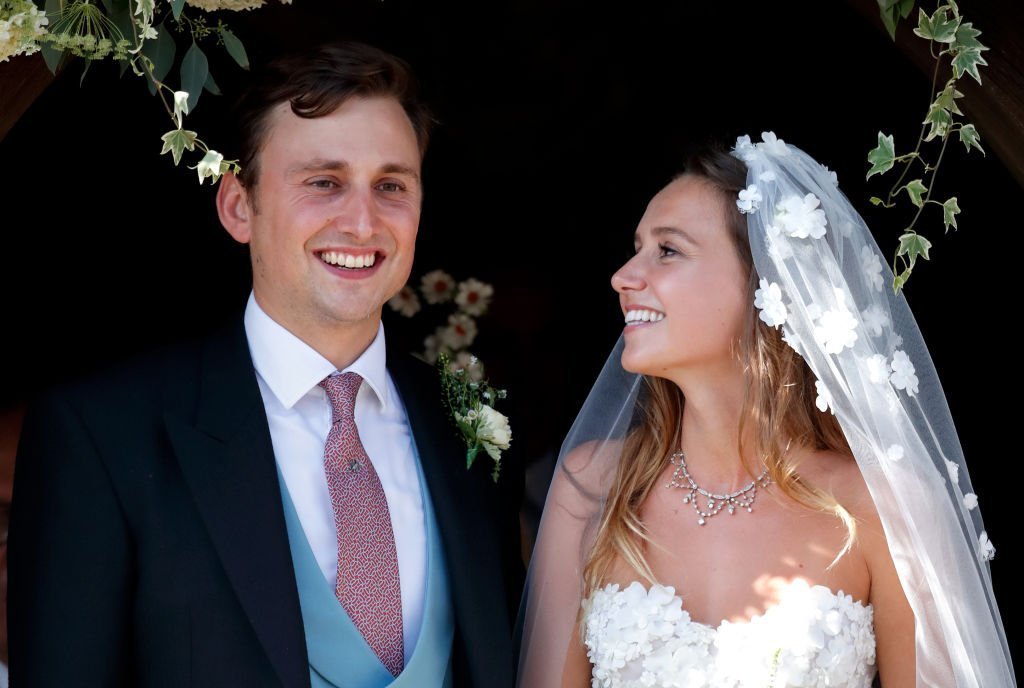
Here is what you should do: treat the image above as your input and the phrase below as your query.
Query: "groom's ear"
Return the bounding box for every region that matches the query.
[216,172,253,244]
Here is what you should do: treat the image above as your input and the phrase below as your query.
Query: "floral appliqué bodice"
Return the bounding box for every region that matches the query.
[582,580,876,688]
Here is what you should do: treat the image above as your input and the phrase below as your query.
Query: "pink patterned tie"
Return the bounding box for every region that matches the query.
[319,372,404,676]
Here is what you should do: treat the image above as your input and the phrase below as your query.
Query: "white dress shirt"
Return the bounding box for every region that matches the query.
[244,294,427,662]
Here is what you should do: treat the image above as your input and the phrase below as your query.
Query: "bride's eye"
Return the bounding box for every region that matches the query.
[659,243,679,258]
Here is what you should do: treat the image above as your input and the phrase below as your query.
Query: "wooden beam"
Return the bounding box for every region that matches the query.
[0,53,56,143]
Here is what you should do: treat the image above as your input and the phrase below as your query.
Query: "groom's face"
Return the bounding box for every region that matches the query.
[225,95,422,337]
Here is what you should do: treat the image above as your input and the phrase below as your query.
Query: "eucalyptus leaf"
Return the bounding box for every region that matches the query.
[41,43,64,74]
[898,0,914,19]
[160,128,198,166]
[141,22,176,95]
[952,47,987,84]
[866,132,896,180]
[220,27,249,69]
[958,124,984,154]
[897,232,932,267]
[171,0,185,20]
[903,179,927,208]
[881,6,899,40]
[181,42,210,112]
[942,197,961,231]
[204,71,221,95]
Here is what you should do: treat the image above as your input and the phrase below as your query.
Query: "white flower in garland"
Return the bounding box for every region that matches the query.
[0,0,48,62]
[979,531,996,562]
[861,304,890,338]
[775,193,828,240]
[861,245,885,292]
[963,493,979,510]
[737,184,762,214]
[814,301,859,354]
[866,354,890,384]
[889,350,919,396]
[388,285,421,317]
[815,380,834,414]
[441,313,478,350]
[420,269,456,304]
[759,131,790,156]
[753,279,787,328]
[454,278,494,316]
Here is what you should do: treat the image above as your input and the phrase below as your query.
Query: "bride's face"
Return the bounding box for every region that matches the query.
[612,175,749,378]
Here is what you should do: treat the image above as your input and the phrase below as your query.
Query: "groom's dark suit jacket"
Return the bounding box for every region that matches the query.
[7,313,523,687]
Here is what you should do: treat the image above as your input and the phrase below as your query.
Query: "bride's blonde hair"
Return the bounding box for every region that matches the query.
[582,147,856,597]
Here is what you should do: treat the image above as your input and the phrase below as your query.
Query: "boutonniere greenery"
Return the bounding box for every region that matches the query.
[436,351,510,483]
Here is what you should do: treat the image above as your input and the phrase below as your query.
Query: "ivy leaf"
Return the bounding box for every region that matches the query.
[924,104,952,141]
[171,0,186,20]
[866,132,896,180]
[942,197,961,232]
[893,268,912,294]
[181,42,210,112]
[934,82,964,115]
[953,22,985,50]
[958,123,984,154]
[194,149,229,184]
[952,47,988,84]
[897,231,933,267]
[869,196,886,207]
[141,22,176,95]
[915,6,959,43]
[903,179,927,208]
[172,90,190,127]
[160,128,198,166]
[220,27,249,69]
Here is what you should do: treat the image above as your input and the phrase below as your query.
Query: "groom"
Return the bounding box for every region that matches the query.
[8,42,521,687]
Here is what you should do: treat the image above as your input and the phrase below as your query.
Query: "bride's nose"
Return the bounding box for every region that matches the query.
[611,256,646,294]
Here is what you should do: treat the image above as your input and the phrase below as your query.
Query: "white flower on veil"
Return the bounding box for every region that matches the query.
[979,532,996,562]
[946,459,960,484]
[885,445,905,462]
[814,305,859,354]
[964,493,979,510]
[737,184,763,214]
[759,131,790,156]
[861,245,885,292]
[866,354,890,384]
[775,193,828,240]
[889,350,919,396]
[815,380,834,414]
[861,305,890,338]
[753,279,787,328]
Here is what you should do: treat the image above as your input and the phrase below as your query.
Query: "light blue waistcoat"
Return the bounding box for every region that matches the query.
[277,447,455,688]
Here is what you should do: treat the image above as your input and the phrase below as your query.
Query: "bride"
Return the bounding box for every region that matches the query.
[516,134,1016,687]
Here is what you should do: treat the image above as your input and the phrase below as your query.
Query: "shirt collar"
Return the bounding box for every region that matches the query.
[243,292,390,410]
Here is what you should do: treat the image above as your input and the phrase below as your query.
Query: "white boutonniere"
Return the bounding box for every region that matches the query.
[437,351,511,482]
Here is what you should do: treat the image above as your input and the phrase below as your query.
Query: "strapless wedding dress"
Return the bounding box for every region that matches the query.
[582,579,876,687]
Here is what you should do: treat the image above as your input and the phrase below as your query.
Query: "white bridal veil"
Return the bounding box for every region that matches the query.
[516,133,1016,687]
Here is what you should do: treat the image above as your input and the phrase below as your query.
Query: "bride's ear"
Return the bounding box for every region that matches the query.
[217,172,253,244]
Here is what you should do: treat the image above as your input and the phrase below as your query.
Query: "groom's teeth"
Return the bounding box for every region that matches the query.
[321,251,377,269]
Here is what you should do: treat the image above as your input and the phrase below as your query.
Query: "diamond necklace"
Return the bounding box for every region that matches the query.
[666,451,771,526]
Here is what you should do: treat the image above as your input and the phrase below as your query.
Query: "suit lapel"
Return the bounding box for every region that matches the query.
[164,318,309,688]
[388,350,514,684]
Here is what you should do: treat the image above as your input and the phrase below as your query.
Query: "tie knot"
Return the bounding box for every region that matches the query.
[319,371,363,425]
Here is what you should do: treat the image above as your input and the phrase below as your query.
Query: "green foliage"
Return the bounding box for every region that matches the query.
[870,1,987,291]
[20,0,264,181]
